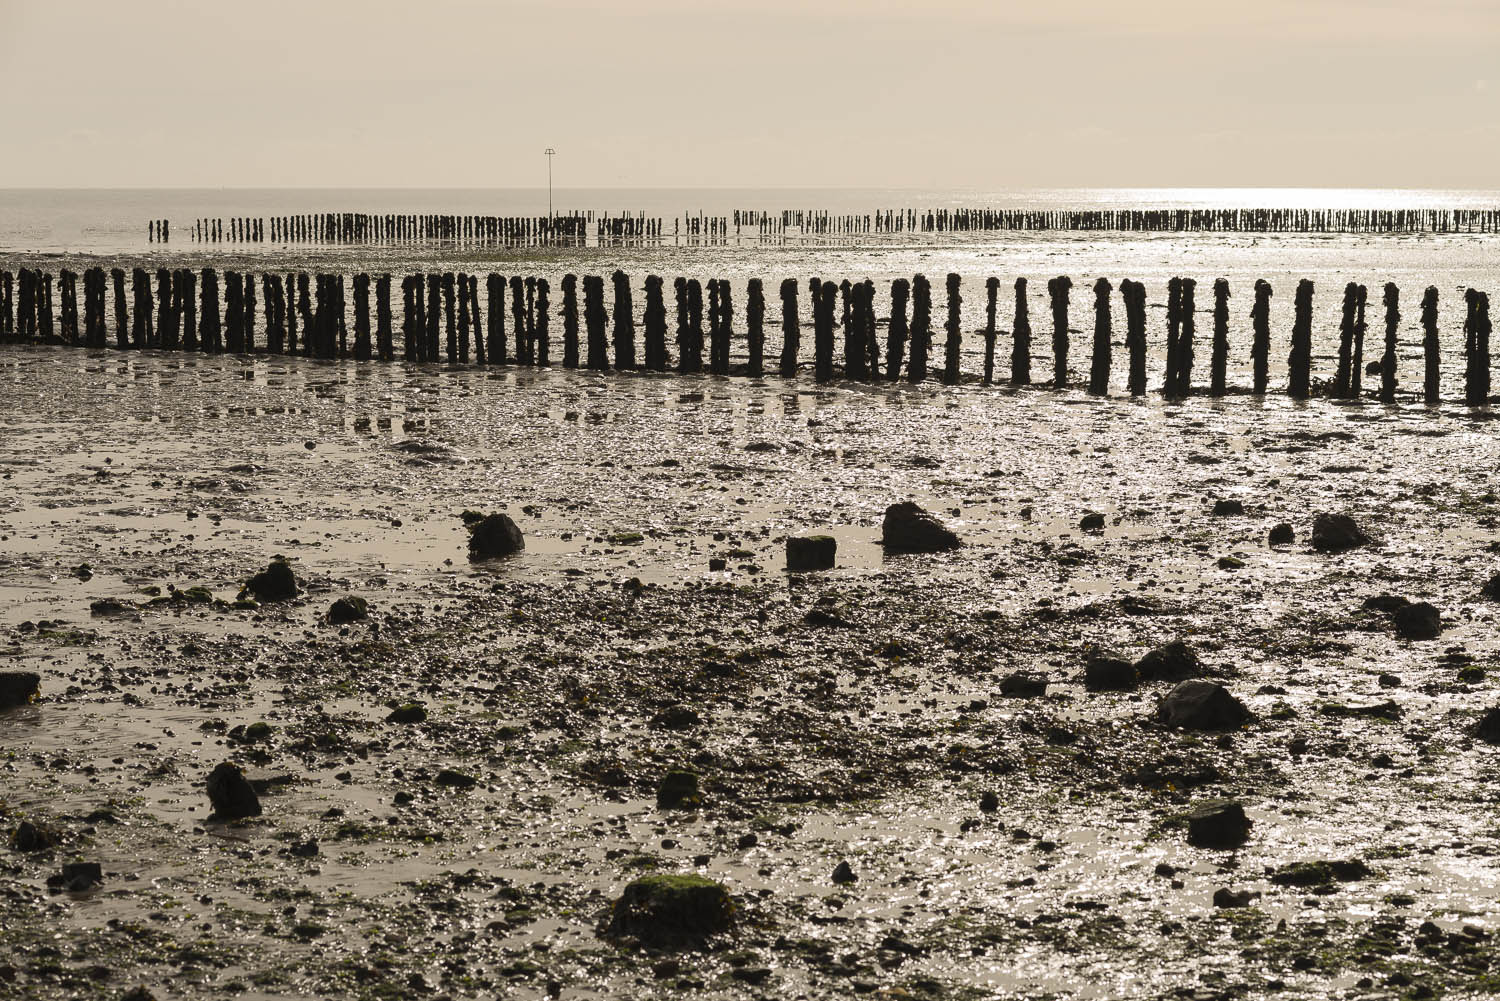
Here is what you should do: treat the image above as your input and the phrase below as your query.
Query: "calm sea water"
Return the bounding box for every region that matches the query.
[3,187,1500,255]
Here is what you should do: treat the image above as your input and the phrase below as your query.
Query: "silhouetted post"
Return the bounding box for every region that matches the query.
[581,275,605,369]
[863,279,879,380]
[561,274,580,368]
[1210,278,1229,397]
[1048,275,1071,389]
[298,273,314,356]
[525,277,538,363]
[1089,277,1112,395]
[535,278,551,365]
[1350,284,1367,398]
[1422,286,1440,404]
[0,270,11,339]
[200,269,221,353]
[674,277,690,373]
[179,270,197,351]
[112,268,128,348]
[443,272,458,362]
[1466,287,1491,406]
[1250,280,1272,395]
[1011,278,1031,385]
[982,277,999,385]
[1380,283,1399,402]
[58,270,79,345]
[612,270,636,369]
[1164,277,1182,396]
[886,278,909,381]
[720,279,735,374]
[400,276,416,361]
[908,273,931,383]
[815,280,837,382]
[778,278,800,377]
[1177,278,1197,395]
[644,275,667,371]
[943,273,962,384]
[1476,291,1493,405]
[244,273,257,353]
[354,274,372,360]
[1119,279,1147,396]
[746,278,764,377]
[224,271,243,353]
[129,268,149,348]
[486,274,505,364]
[38,272,53,341]
[1335,282,1358,397]
[286,273,300,354]
[425,275,442,362]
[1289,279,1314,400]
[837,280,863,379]
[456,272,471,363]
[468,275,484,365]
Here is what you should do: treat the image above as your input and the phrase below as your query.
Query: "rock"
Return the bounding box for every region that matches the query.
[999,673,1048,698]
[979,791,1000,813]
[1311,513,1369,553]
[206,762,262,820]
[657,771,701,810]
[89,597,135,616]
[385,702,427,724]
[466,513,525,560]
[1213,887,1257,908]
[9,821,60,852]
[1474,706,1500,744]
[289,838,319,858]
[326,596,369,624]
[1186,800,1252,849]
[1217,555,1246,570]
[244,557,298,602]
[1378,673,1401,688]
[1392,601,1442,640]
[786,535,837,571]
[1135,641,1201,682]
[880,501,961,554]
[708,557,727,572]
[1079,512,1106,532]
[1212,499,1244,516]
[1269,860,1372,886]
[736,833,758,849]
[1268,523,1295,545]
[1482,573,1500,601]
[46,861,102,892]
[650,705,702,731]
[1156,680,1251,731]
[606,874,734,944]
[1085,652,1138,692]
[0,671,40,709]
[434,769,477,789]
[1363,594,1410,614]
[121,988,158,1001]
[831,860,857,885]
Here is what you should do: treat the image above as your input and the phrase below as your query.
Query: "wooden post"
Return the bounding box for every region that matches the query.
[1177,278,1196,396]
[1335,282,1358,397]
[525,277,538,363]
[1120,279,1147,396]
[644,275,667,371]
[746,278,764,377]
[907,273,930,383]
[401,276,417,361]
[674,277,690,373]
[1164,277,1181,397]
[779,278,800,377]
[1048,275,1071,389]
[612,270,636,369]
[943,273,962,384]
[982,277,998,386]
[1210,278,1229,397]
[112,268,128,348]
[1011,278,1031,385]
[863,279,879,380]
[583,275,607,369]
[1250,280,1272,395]
[1289,279,1314,400]
[244,272,258,354]
[562,274,580,368]
[486,274,505,364]
[1089,277,1112,396]
[426,275,442,362]
[1350,284,1367,398]
[374,275,392,362]
[815,280,837,382]
[1422,286,1440,404]
[1379,283,1399,402]
[456,272,471,363]
[200,269,221,353]
[354,274,372,360]
[443,272,458,363]
[468,275,484,365]
[886,278,909,381]
[1466,288,1490,406]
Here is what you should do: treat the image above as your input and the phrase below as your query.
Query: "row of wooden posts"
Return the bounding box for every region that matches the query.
[0,267,1492,404]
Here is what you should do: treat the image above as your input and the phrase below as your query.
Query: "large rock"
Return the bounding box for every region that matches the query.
[1186,799,1252,849]
[786,535,837,572]
[1311,513,1369,553]
[326,596,369,624]
[467,513,525,560]
[606,874,734,944]
[880,502,961,554]
[1156,680,1251,731]
[1085,652,1137,692]
[245,558,298,602]
[657,770,701,810]
[1135,641,1201,682]
[999,673,1048,698]
[1392,601,1442,641]
[1475,705,1500,744]
[206,762,262,820]
[0,671,40,709]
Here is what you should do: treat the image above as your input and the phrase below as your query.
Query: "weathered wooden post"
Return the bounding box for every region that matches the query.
[1210,278,1229,397]
[0,270,12,339]
[442,272,458,363]
[468,275,484,365]
[907,273,931,383]
[612,270,636,369]
[1289,279,1314,400]
[1250,279,1272,395]
[560,274,580,368]
[644,275,667,371]
[685,278,705,372]
[1048,275,1071,389]
[746,278,764,377]
[887,278,909,381]
[1466,288,1490,406]
[456,272,471,363]
[839,280,864,379]
[425,275,442,362]
[524,277,538,363]
[535,278,551,366]
[261,274,280,354]
[298,273,315,356]
[943,273,962,384]
[1119,279,1146,396]
[224,271,243,353]
[580,275,604,369]
[1176,278,1197,395]
[112,268,128,348]
[815,280,837,382]
[863,279,879,380]
[1379,283,1399,402]
[779,278,800,377]
[1422,286,1440,404]
[38,272,53,341]
[244,272,258,353]
[354,274,372,360]
[1335,282,1358,397]
[673,277,690,373]
[401,276,417,361]
[1164,277,1182,396]
[200,269,221,353]
[59,270,80,345]
[485,273,505,364]
[982,277,999,385]
[1350,284,1367,398]
[1011,278,1031,385]
[1089,277,1112,395]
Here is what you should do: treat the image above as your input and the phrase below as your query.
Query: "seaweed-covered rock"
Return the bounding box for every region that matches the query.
[326,596,369,624]
[1135,641,1201,682]
[9,820,60,852]
[1311,513,1368,553]
[787,535,837,571]
[1482,573,1500,601]
[831,860,857,884]
[46,861,103,892]
[206,762,262,819]
[1085,652,1137,692]
[1156,680,1251,731]
[1269,859,1371,886]
[0,671,40,709]
[385,702,427,724]
[880,502,961,554]
[1392,601,1442,641]
[606,874,734,944]
[657,770,701,810]
[1211,499,1244,516]
[1079,512,1106,532]
[1186,799,1252,849]
[650,705,702,731]
[466,512,525,560]
[244,557,298,601]
[999,673,1048,698]
[1474,705,1500,744]
[1268,523,1295,545]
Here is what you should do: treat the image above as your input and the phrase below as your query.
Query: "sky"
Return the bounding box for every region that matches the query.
[0,0,1495,189]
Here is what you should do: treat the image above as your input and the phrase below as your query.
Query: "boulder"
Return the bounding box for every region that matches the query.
[657,770,701,810]
[1269,859,1371,886]
[1392,601,1442,641]
[326,596,369,624]
[786,535,837,571]
[46,861,103,892]
[1482,573,1500,601]
[1474,705,1500,744]
[245,557,298,602]
[1156,680,1251,731]
[1186,799,1252,849]
[999,673,1048,698]
[1135,641,1201,682]
[1084,652,1137,692]
[650,705,702,731]
[1079,512,1106,532]
[1212,887,1257,908]
[880,502,961,554]
[831,860,857,885]
[206,762,262,820]
[1268,523,1295,545]
[1310,513,1368,553]
[606,874,734,944]
[0,671,40,709]
[1211,499,1244,516]
[385,702,427,724]
[9,820,60,852]
[466,513,525,560]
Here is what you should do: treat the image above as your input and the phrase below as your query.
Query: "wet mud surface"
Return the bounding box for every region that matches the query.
[4,346,1500,1000]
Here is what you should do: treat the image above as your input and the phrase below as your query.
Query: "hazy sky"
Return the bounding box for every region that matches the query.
[1,0,1495,189]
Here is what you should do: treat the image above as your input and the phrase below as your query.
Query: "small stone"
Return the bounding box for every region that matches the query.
[0,671,40,709]
[206,762,262,820]
[1392,601,1442,641]
[1085,652,1138,692]
[1482,572,1500,601]
[1363,594,1410,614]
[880,502,961,554]
[1187,800,1253,849]
[1377,673,1401,688]
[708,557,727,572]
[326,596,369,624]
[657,771,701,810]
[1156,680,1252,731]
[831,860,857,885]
[786,535,837,572]
[1268,523,1295,545]
[1311,513,1369,553]
[244,558,298,602]
[289,838,319,858]
[466,513,526,560]
[979,791,1000,813]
